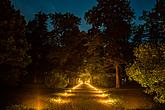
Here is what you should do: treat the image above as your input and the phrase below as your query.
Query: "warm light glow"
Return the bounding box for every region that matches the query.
[78,78,83,83]
[36,101,41,110]
[97,93,108,97]
[72,82,83,89]
[35,96,42,110]
[99,90,103,93]
[58,92,75,97]
[49,97,62,103]
[105,99,115,103]
[85,83,98,90]
[98,98,116,105]
[49,97,70,104]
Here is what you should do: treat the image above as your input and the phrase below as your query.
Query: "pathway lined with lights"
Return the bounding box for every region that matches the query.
[20,82,153,110]
[46,83,117,110]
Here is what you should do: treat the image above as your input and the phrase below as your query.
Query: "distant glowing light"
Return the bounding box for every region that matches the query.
[97,93,108,97]
[36,101,42,110]
[85,83,98,90]
[49,97,70,104]
[49,97,62,103]
[34,96,43,110]
[105,99,115,103]
[78,78,83,83]
[99,90,103,93]
[64,92,67,96]
[57,98,61,102]
[98,98,117,105]
[72,82,83,89]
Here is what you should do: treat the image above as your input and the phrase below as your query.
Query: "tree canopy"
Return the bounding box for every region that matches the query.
[126,0,165,103]
[85,0,135,88]
[0,0,31,84]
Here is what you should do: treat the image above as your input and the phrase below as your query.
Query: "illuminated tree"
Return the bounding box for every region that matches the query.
[0,0,31,85]
[85,0,134,88]
[126,43,165,103]
[126,0,165,103]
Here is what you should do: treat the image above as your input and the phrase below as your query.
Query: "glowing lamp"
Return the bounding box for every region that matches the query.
[64,92,67,96]
[57,98,61,102]
[99,90,102,93]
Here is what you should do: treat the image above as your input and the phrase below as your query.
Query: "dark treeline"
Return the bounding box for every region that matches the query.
[0,0,164,103]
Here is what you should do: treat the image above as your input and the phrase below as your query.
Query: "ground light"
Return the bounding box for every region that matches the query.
[34,95,43,110]
[72,82,83,89]
[105,99,115,104]
[49,82,83,104]
[85,82,116,105]
[85,83,98,91]
[49,97,62,103]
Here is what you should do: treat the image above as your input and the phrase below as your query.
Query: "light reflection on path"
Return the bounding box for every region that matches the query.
[47,83,116,110]
[23,83,116,110]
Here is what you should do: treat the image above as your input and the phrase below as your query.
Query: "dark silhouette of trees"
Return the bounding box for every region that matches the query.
[25,12,49,83]
[0,0,31,85]
[85,0,134,88]
[48,12,86,85]
[139,0,165,44]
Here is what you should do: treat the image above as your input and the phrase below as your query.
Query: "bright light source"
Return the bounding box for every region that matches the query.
[36,101,42,110]
[99,90,102,93]
[72,82,83,89]
[85,83,98,90]
[49,97,62,103]
[106,99,114,103]
[78,78,83,83]
[105,98,116,104]
[57,98,61,102]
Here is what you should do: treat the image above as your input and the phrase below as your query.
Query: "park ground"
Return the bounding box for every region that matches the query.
[0,83,164,110]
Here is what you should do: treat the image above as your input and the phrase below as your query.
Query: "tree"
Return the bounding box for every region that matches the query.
[139,0,165,44]
[26,12,49,83]
[126,0,165,103]
[131,25,144,47]
[126,43,165,103]
[0,0,31,85]
[48,12,86,84]
[85,0,134,88]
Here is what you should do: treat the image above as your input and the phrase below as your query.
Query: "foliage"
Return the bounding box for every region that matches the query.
[0,0,31,84]
[48,12,85,75]
[49,12,81,47]
[127,0,165,103]
[85,0,135,88]
[26,11,49,71]
[139,0,165,44]
[44,71,68,88]
[126,43,165,103]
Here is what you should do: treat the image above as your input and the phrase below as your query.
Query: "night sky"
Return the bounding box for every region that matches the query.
[11,0,156,31]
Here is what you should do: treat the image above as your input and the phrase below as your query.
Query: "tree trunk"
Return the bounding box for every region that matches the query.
[116,63,120,88]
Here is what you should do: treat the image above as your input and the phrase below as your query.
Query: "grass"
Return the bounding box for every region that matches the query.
[2,84,163,110]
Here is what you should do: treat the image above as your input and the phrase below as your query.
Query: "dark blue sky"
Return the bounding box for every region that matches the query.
[12,0,156,31]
